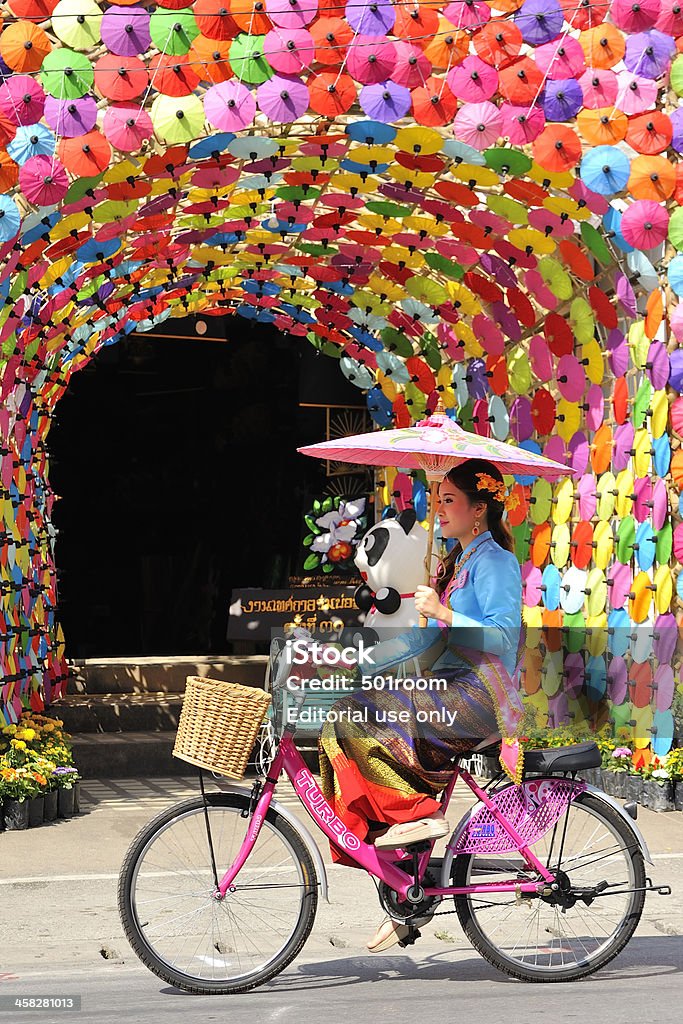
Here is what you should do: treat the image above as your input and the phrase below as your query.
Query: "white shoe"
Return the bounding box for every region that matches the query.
[373,812,450,850]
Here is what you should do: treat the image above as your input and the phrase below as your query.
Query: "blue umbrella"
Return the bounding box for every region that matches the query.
[624,30,676,80]
[366,385,393,427]
[20,209,61,244]
[514,0,564,46]
[76,237,122,264]
[542,79,584,122]
[188,132,235,159]
[580,146,631,195]
[442,138,487,165]
[0,195,21,243]
[340,157,392,175]
[667,253,683,295]
[602,206,634,253]
[345,119,397,145]
[7,124,55,165]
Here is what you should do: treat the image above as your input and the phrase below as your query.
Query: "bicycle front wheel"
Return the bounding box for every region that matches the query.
[118,792,318,994]
[452,790,645,982]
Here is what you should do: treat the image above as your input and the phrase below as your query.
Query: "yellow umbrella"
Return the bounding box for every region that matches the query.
[367,274,406,301]
[390,165,437,189]
[405,276,448,304]
[596,471,617,519]
[104,158,143,183]
[395,125,443,154]
[380,245,424,267]
[508,227,556,254]
[436,365,456,407]
[581,340,604,384]
[538,256,573,300]
[552,477,574,524]
[346,145,394,165]
[375,369,398,402]
[404,214,449,237]
[528,164,575,189]
[358,213,402,235]
[486,194,529,225]
[452,164,499,187]
[91,199,139,223]
[49,211,91,239]
[451,320,482,357]
[615,469,634,518]
[556,398,580,442]
[445,281,481,315]
[508,347,532,394]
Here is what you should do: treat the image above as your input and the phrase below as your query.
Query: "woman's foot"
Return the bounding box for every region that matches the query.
[366,916,410,952]
[373,810,450,850]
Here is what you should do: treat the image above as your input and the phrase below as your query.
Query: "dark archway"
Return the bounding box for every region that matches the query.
[48,317,361,658]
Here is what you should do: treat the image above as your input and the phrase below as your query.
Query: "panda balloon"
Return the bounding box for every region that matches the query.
[354,509,430,630]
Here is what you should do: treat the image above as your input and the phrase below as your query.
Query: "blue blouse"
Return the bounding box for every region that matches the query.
[426,531,522,677]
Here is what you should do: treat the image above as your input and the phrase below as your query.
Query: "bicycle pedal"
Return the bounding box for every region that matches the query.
[397,927,421,948]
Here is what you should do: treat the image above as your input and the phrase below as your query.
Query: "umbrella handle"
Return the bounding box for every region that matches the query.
[419,478,439,628]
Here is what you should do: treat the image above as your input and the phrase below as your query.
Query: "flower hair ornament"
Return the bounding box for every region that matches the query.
[476,472,521,513]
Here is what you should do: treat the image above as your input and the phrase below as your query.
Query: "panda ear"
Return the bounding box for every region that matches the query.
[397,509,417,534]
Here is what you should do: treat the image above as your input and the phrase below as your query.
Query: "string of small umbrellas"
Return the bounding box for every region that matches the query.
[0,0,680,762]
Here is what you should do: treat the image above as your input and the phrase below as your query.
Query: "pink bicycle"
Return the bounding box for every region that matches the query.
[119,636,669,994]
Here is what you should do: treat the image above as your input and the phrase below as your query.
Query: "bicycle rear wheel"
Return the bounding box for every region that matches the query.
[118,791,318,994]
[452,790,645,982]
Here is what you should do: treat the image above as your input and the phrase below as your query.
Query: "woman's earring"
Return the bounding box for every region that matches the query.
[473,519,480,537]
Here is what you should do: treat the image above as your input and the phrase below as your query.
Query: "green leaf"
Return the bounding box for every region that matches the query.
[322,562,334,573]
[303,553,321,570]
[303,534,314,547]
[322,496,334,513]
[313,499,321,514]
[304,514,321,534]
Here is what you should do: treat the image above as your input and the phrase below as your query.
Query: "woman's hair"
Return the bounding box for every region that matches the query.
[434,458,515,599]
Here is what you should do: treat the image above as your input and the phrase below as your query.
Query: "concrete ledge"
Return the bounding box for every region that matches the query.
[67,655,269,695]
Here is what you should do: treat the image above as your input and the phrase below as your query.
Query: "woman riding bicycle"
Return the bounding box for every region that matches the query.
[317,457,525,951]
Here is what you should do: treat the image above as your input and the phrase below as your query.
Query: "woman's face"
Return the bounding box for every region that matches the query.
[436,479,486,539]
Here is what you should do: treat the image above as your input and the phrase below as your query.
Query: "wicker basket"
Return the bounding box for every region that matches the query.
[173,676,272,780]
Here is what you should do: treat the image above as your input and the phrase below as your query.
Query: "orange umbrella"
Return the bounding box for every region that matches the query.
[393,5,439,42]
[195,0,238,38]
[473,20,523,67]
[532,125,582,172]
[230,0,272,34]
[310,17,352,66]
[188,35,233,84]
[0,21,51,73]
[626,112,673,154]
[148,53,201,96]
[422,20,468,68]
[577,107,628,145]
[58,129,112,175]
[579,25,625,69]
[411,78,458,127]
[0,149,18,191]
[627,154,676,200]
[504,178,549,204]
[435,180,479,206]
[498,56,544,104]
[308,71,356,116]
[0,111,16,148]
[558,239,595,281]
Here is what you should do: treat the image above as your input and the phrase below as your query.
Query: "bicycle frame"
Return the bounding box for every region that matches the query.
[213,728,557,903]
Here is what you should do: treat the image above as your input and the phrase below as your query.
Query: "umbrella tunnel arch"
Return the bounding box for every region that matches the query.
[1,0,683,765]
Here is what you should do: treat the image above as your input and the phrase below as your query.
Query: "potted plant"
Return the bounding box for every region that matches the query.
[0,765,30,830]
[640,757,675,812]
[603,747,633,798]
[666,748,683,811]
[52,766,81,817]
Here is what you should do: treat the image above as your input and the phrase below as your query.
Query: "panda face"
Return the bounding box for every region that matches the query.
[362,526,389,567]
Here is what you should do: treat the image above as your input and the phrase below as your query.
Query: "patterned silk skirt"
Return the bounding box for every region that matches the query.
[317,645,502,868]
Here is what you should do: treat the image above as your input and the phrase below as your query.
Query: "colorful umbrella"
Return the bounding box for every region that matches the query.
[454,101,502,150]
[263,27,314,74]
[0,76,46,126]
[41,48,95,99]
[580,145,631,194]
[256,74,309,122]
[0,22,52,75]
[359,80,411,122]
[347,36,396,85]
[7,124,55,164]
[102,104,154,150]
[44,95,98,136]
[94,54,148,101]
[0,195,21,243]
[19,155,69,205]
[203,79,256,131]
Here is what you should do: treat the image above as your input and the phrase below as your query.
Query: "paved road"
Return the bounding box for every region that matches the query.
[1,776,681,1023]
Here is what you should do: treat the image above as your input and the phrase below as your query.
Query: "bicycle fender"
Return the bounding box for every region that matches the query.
[215,780,331,903]
[581,784,653,866]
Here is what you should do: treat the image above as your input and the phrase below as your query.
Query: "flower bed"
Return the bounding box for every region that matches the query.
[0,713,81,831]
[519,727,683,814]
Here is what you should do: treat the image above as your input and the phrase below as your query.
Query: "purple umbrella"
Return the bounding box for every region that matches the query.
[615,275,638,318]
[569,431,589,474]
[606,326,631,374]
[345,0,395,35]
[359,79,411,121]
[670,105,683,151]
[256,73,309,122]
[43,95,98,136]
[509,397,533,442]
[542,78,583,121]
[491,299,522,340]
[0,75,45,126]
[624,29,676,79]
[101,6,151,58]
[468,358,489,400]
[481,253,517,288]
[514,0,564,46]
[203,80,256,131]
[613,423,635,471]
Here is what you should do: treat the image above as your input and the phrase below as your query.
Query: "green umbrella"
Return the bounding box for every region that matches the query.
[275,186,320,203]
[419,332,442,371]
[670,54,683,96]
[405,275,447,305]
[150,94,205,144]
[485,193,529,226]
[309,335,342,359]
[632,378,652,430]
[563,612,586,653]
[538,256,573,300]
[381,326,413,357]
[483,148,532,176]
[64,174,104,204]
[511,521,531,563]
[229,34,274,85]
[294,242,335,256]
[668,206,683,251]
[424,251,464,279]
[364,200,412,219]
[149,10,199,56]
[40,48,94,99]
[580,222,612,264]
[656,522,673,564]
